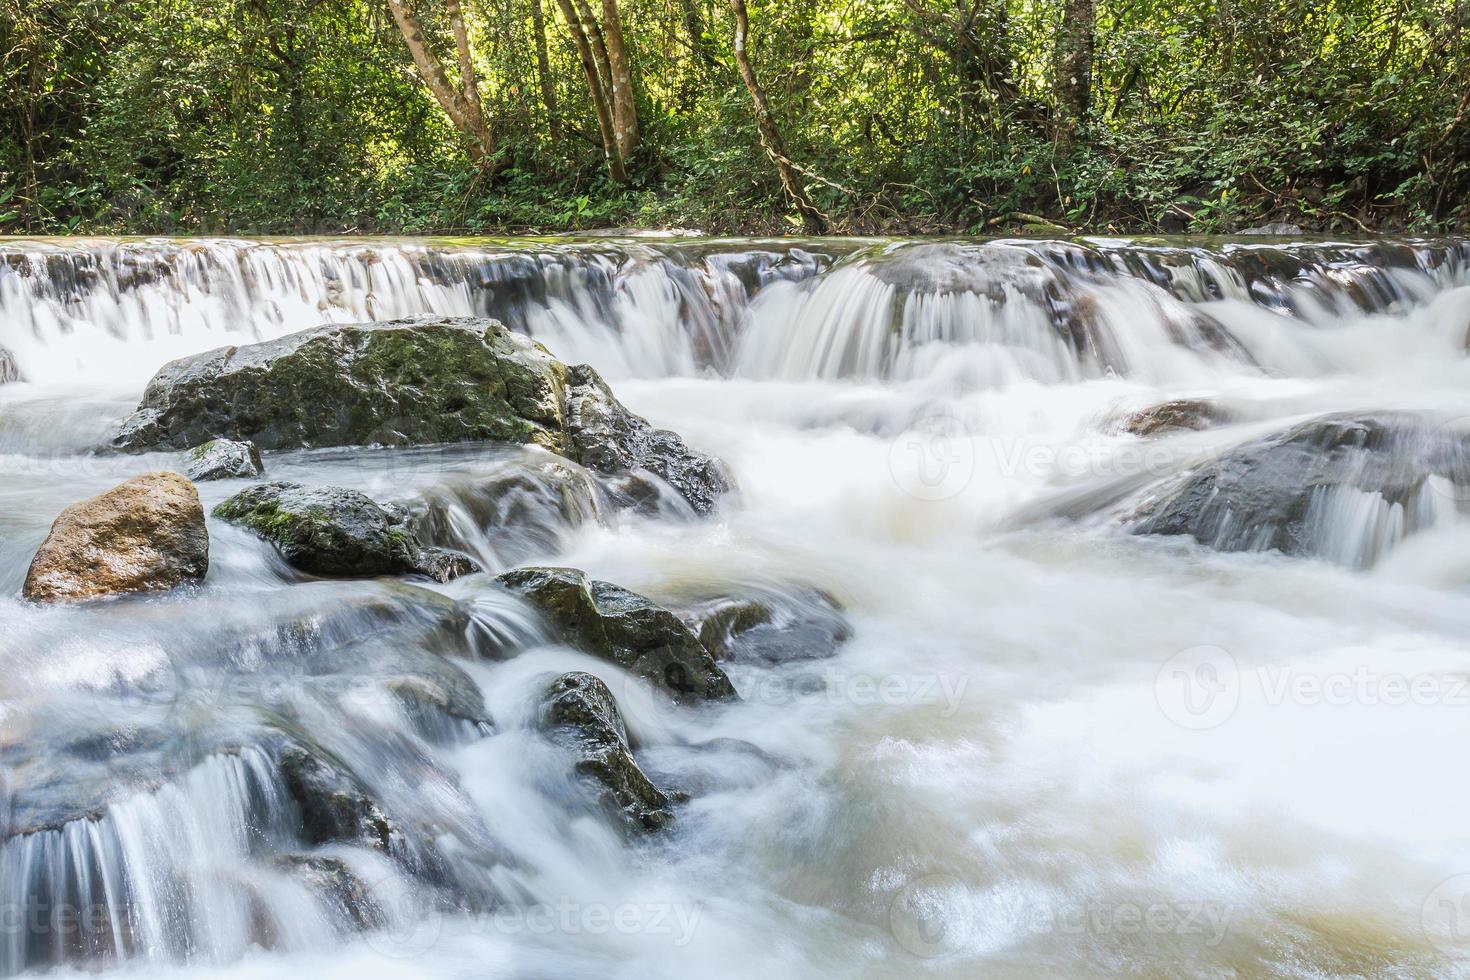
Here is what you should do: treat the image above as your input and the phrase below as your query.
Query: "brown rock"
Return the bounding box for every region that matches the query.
[23,472,209,603]
[1121,399,1223,437]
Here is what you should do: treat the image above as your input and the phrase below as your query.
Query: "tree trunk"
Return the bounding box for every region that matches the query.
[729,0,827,234]
[555,0,628,181]
[1054,0,1094,130]
[386,0,497,166]
[600,0,639,159]
[528,0,561,139]
[678,0,719,72]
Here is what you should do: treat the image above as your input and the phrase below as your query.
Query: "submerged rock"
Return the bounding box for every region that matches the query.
[540,671,673,831]
[272,854,385,931]
[496,566,737,704]
[1131,412,1470,565]
[111,317,732,515]
[563,364,732,514]
[112,316,569,454]
[1238,222,1306,237]
[185,438,264,481]
[277,744,400,851]
[213,482,481,581]
[23,471,209,603]
[681,587,851,664]
[1121,399,1225,437]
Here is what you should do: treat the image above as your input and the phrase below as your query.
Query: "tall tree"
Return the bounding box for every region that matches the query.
[528,0,561,139]
[599,0,638,159]
[556,0,627,180]
[386,0,497,166]
[1054,0,1094,131]
[555,0,639,180]
[729,0,826,234]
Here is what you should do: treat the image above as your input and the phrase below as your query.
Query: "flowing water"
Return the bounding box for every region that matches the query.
[2,235,1470,978]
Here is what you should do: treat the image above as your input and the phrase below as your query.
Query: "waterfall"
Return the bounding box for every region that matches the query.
[0,747,337,973]
[3,237,1467,389]
[5,234,1470,979]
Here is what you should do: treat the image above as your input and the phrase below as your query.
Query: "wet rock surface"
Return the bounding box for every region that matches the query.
[0,345,20,383]
[111,317,733,515]
[112,316,569,453]
[496,566,737,703]
[185,438,264,480]
[680,587,851,664]
[272,854,385,931]
[213,482,481,581]
[563,364,732,514]
[539,671,674,831]
[23,471,209,603]
[278,743,400,851]
[1121,398,1226,437]
[1131,412,1470,563]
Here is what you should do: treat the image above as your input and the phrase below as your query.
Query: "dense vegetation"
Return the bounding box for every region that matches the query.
[3,0,1468,235]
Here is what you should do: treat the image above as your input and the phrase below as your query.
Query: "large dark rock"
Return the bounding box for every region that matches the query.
[563,364,732,514]
[681,587,851,664]
[1131,413,1470,564]
[277,744,400,851]
[112,316,569,454]
[540,671,673,831]
[213,482,481,581]
[112,316,733,515]
[185,438,264,481]
[496,566,737,704]
[23,472,209,603]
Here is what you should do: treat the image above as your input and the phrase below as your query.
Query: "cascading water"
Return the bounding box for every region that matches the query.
[3,235,1470,978]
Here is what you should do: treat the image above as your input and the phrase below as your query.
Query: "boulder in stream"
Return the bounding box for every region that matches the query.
[496,566,737,704]
[1120,398,1225,437]
[112,316,569,454]
[23,471,209,603]
[540,671,674,831]
[1130,412,1470,565]
[213,482,481,582]
[277,743,400,851]
[563,364,731,514]
[680,587,851,664]
[111,316,732,515]
[184,438,264,481]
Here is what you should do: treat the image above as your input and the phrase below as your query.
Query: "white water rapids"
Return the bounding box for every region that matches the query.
[2,235,1470,978]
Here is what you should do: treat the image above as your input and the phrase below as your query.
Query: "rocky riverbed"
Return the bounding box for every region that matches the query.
[2,235,1470,979]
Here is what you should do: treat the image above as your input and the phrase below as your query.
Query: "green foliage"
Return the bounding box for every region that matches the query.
[2,0,1467,235]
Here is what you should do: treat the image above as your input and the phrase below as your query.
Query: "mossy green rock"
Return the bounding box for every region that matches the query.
[112,315,733,515]
[113,316,569,453]
[497,566,736,704]
[213,481,480,581]
[540,671,673,832]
